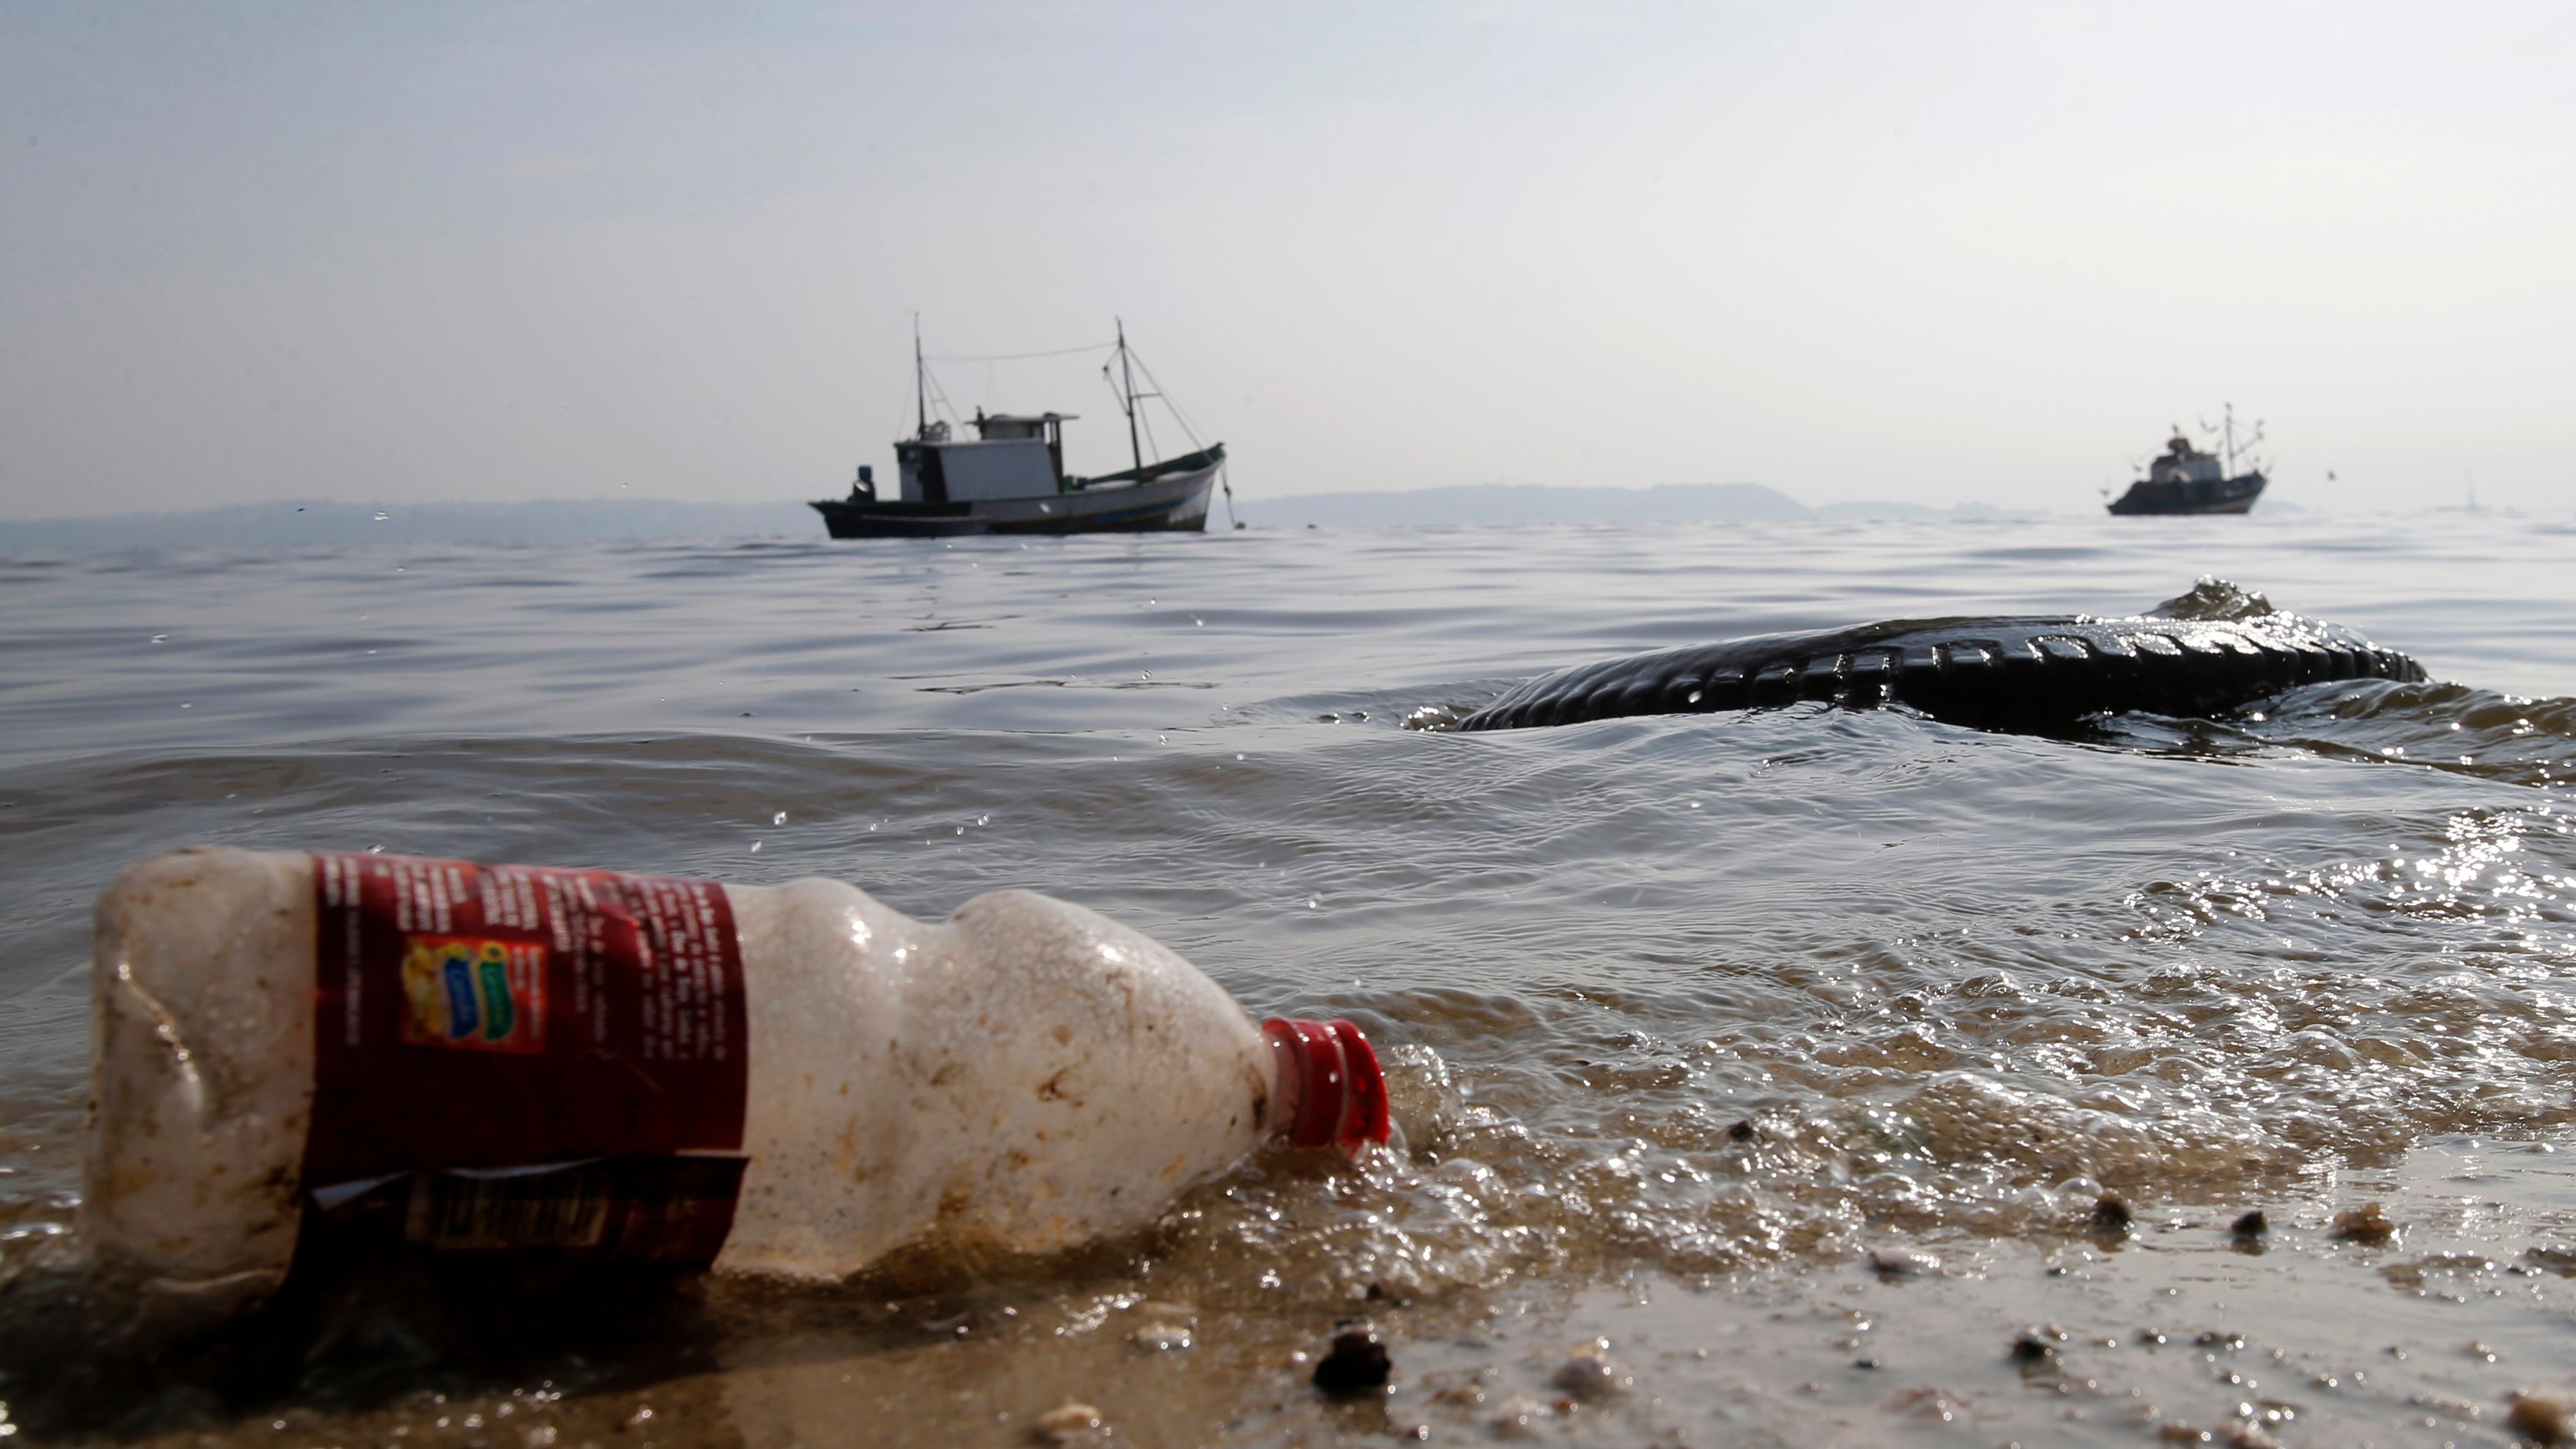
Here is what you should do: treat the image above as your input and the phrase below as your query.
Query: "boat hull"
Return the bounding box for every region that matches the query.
[2106,471,2265,516]
[812,450,1220,539]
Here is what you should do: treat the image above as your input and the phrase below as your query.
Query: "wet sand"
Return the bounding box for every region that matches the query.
[2,1136,2558,1447]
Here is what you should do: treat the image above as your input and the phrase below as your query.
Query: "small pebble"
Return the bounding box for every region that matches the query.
[1487,1395,1551,1437]
[2525,1246,2576,1276]
[1429,1384,1486,1408]
[1868,1247,1940,1279]
[2331,1202,2397,1243]
[1129,1321,1192,1352]
[1549,1338,1625,1398]
[1030,1402,1106,1445]
[1726,1119,1757,1142]
[1883,1385,1968,1423]
[2010,1332,2059,1367]
[2231,1210,2268,1237]
[2091,1194,2134,1232]
[2507,1389,2573,1445]
[1313,1320,1392,1396]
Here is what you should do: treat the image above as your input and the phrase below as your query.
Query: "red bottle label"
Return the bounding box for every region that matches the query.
[307,852,749,1263]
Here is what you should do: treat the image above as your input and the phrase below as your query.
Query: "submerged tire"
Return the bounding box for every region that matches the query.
[1456,614,2427,734]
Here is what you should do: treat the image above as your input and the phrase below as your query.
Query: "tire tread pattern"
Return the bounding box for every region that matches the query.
[1458,614,2429,733]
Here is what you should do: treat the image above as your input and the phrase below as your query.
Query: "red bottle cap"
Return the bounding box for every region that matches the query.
[1262,1018,1391,1151]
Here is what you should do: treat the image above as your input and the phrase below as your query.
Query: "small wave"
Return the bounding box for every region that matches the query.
[2252,680,2576,789]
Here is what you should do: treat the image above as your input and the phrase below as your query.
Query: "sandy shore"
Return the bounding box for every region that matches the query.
[0,1135,2549,1447]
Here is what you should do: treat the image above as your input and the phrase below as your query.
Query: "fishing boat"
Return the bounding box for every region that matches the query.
[2106,405,2267,516]
[812,323,1230,538]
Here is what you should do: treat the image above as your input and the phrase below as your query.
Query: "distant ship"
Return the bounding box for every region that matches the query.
[812,322,1228,539]
[2106,406,2266,516]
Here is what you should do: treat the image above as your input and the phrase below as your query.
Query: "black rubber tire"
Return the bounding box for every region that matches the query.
[1457,615,2428,733]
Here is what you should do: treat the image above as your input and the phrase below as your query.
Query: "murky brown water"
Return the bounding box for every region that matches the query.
[4,515,2574,1444]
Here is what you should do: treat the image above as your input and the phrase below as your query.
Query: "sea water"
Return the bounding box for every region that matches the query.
[2,512,2573,1445]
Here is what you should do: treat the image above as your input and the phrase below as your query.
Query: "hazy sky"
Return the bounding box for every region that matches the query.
[5,2,2571,518]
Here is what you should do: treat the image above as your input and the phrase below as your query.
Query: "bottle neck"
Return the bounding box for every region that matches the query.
[1263,1018,1391,1151]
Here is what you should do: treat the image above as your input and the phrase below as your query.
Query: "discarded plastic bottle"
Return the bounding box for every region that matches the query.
[82,848,1387,1314]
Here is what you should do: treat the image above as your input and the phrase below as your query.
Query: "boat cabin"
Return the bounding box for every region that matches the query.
[2146,432,2223,487]
[894,410,1075,504]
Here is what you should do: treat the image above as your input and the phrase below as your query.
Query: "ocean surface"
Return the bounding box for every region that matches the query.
[3,512,2574,1446]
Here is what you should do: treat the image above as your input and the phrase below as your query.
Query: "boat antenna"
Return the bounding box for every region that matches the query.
[914,314,929,440]
[1115,318,1143,473]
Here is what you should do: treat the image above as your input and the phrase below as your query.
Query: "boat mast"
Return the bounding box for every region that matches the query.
[1116,318,1143,473]
[914,315,929,440]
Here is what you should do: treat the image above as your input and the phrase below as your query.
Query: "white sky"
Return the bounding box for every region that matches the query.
[5,2,2571,517]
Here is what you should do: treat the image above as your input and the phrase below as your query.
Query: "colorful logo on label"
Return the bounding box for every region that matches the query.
[400,935,546,1053]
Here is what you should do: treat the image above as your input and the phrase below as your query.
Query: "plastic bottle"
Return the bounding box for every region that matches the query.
[81,847,1386,1315]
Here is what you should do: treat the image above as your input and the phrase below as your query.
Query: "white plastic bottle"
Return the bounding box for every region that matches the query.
[81,847,1386,1315]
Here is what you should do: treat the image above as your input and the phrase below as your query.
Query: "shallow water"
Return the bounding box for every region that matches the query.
[4,513,2574,1444]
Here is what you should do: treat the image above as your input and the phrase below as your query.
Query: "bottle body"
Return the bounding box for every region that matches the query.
[82,848,1352,1312]
[721,874,1277,1279]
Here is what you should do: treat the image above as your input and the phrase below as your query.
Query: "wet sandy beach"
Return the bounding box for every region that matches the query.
[19,1138,2574,1447]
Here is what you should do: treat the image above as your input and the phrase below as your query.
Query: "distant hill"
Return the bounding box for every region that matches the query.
[0,499,819,549]
[1811,499,1942,520]
[1250,483,2041,529]
[0,486,2037,549]
[1249,482,1811,529]
[1811,499,2037,522]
